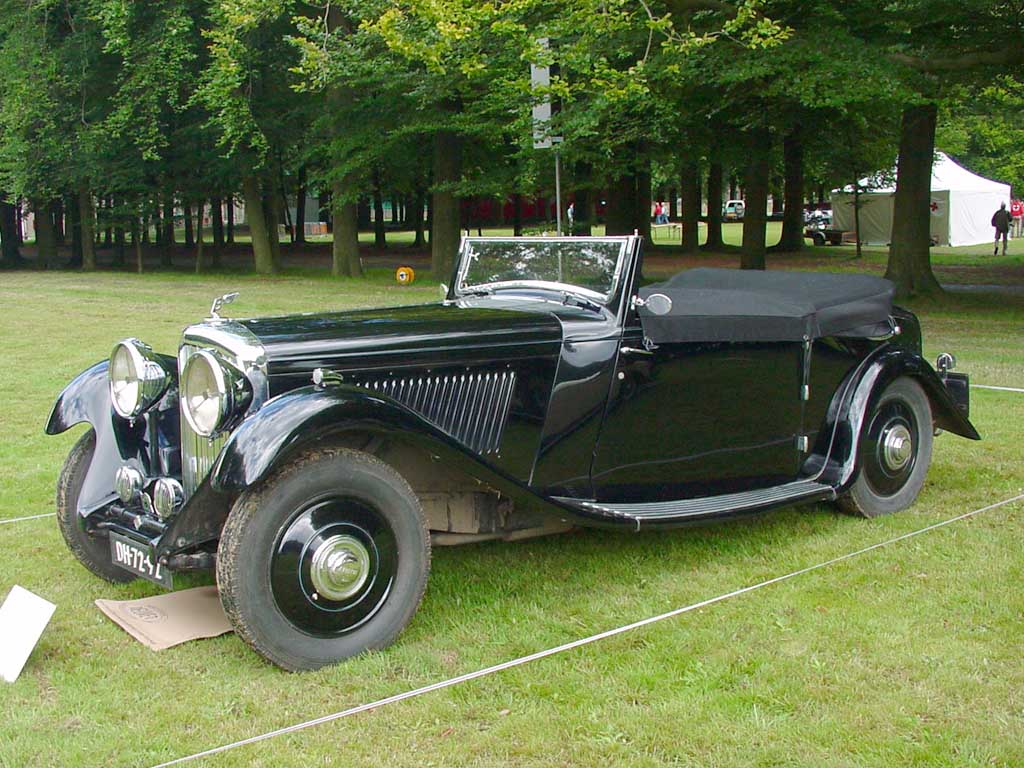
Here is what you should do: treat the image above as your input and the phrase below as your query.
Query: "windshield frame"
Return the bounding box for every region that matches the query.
[453,236,632,304]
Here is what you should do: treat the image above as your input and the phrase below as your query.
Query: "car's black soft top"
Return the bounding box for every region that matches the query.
[638,268,895,343]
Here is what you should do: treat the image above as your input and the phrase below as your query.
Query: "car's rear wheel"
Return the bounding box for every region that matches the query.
[56,430,135,583]
[217,448,430,671]
[838,377,933,518]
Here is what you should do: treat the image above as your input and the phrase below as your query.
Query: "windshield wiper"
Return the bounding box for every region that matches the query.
[561,292,602,313]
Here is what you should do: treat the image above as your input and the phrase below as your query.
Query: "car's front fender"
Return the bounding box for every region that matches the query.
[45,361,149,516]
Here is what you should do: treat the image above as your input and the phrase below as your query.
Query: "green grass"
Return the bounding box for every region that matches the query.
[1,268,1022,767]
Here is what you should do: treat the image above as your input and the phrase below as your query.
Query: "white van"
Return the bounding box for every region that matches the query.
[723,199,745,221]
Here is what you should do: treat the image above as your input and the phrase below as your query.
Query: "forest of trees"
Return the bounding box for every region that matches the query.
[0,0,1021,296]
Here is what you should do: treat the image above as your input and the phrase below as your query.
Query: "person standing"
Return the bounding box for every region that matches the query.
[1010,198,1024,238]
[991,202,1012,256]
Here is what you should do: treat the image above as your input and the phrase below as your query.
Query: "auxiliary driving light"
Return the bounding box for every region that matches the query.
[153,478,185,520]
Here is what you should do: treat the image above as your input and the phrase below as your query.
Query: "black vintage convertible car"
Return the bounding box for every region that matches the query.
[47,236,978,670]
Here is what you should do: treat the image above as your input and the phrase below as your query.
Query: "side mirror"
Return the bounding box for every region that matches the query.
[633,293,672,315]
[439,283,449,300]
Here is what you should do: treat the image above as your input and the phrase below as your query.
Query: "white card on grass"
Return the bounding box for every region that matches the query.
[0,585,56,683]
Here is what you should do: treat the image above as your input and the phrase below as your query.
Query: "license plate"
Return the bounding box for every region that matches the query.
[109,532,173,589]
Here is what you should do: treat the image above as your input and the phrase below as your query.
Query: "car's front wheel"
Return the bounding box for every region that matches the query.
[838,377,933,518]
[57,430,136,584]
[216,448,430,671]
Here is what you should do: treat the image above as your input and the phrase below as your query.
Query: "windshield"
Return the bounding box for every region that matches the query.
[456,237,628,301]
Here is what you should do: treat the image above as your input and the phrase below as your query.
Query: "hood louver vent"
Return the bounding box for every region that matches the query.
[358,371,516,454]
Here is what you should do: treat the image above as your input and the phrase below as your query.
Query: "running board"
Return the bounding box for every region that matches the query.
[555,480,835,529]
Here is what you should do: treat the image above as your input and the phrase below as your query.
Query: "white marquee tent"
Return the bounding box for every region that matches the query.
[831,153,1012,247]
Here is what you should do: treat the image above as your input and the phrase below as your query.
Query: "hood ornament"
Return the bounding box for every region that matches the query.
[209,292,239,320]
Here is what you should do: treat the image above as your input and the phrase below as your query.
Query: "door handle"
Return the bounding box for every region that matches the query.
[620,346,653,356]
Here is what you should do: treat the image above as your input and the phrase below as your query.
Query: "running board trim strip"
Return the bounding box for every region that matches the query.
[554,480,835,528]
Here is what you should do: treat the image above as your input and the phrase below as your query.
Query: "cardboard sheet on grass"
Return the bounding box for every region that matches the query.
[95,586,232,651]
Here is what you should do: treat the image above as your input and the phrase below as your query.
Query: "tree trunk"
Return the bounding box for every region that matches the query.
[113,218,126,268]
[331,177,362,277]
[770,179,783,216]
[605,173,637,236]
[680,162,701,252]
[0,198,23,266]
[319,191,331,231]
[729,176,738,200]
[102,198,113,247]
[295,166,307,243]
[637,164,652,245]
[226,196,235,243]
[431,130,462,280]
[512,193,523,236]
[775,129,805,251]
[372,172,386,249]
[183,202,195,247]
[133,218,144,273]
[357,198,371,229]
[69,193,83,267]
[195,200,206,273]
[54,198,65,243]
[668,187,678,221]
[412,187,426,248]
[886,103,942,297]
[242,175,276,274]
[33,200,57,268]
[853,181,863,259]
[161,195,174,268]
[267,188,282,267]
[705,160,724,250]
[573,162,593,236]
[740,129,770,270]
[79,186,97,271]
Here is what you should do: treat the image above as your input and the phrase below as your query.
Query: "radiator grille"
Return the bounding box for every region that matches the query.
[179,344,228,494]
[357,371,516,454]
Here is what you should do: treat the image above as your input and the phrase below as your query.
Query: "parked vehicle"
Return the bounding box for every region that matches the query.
[804,209,848,245]
[723,199,745,221]
[47,236,978,671]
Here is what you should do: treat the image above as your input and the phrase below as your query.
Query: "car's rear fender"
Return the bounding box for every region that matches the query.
[808,346,980,491]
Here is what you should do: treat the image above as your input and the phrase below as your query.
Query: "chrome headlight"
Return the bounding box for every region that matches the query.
[181,348,251,437]
[109,339,173,419]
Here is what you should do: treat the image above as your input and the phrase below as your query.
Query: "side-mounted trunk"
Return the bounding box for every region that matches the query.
[886,103,942,297]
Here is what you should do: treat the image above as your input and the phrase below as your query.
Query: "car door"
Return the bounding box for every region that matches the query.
[589,317,805,504]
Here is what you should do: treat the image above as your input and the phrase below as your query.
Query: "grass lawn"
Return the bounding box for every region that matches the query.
[1,267,1022,767]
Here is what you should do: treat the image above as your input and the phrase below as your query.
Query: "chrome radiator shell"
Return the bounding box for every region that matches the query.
[178,321,268,496]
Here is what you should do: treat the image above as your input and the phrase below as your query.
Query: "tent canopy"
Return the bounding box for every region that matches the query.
[831,153,1012,247]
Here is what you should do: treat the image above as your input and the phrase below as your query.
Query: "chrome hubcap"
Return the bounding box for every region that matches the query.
[882,424,913,471]
[309,535,371,601]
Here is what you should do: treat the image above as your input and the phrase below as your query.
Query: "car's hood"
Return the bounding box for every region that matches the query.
[237,302,564,381]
